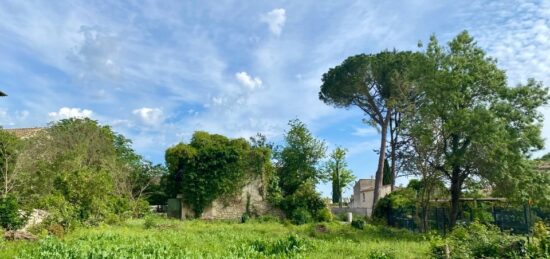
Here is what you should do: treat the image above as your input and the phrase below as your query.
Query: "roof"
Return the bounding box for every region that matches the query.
[3,128,43,138]
[0,91,6,96]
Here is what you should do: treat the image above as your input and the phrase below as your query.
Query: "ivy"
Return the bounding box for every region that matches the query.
[165,132,271,217]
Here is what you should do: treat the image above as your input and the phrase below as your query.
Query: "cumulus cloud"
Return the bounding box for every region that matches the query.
[132,107,164,125]
[261,8,286,36]
[235,71,263,90]
[48,107,93,120]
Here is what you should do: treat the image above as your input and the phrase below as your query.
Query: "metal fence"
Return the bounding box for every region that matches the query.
[387,203,550,235]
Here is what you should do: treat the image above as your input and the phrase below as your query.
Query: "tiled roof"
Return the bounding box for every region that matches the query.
[3,128,43,138]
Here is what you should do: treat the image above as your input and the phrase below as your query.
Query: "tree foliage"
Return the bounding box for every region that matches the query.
[165,131,271,217]
[324,147,355,207]
[320,51,424,208]
[272,119,329,223]
[13,118,157,227]
[0,128,22,198]
[407,31,549,226]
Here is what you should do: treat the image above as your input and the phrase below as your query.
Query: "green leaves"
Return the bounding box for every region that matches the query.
[165,132,271,217]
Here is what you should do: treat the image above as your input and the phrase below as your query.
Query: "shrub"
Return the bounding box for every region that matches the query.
[280,184,328,224]
[47,223,65,238]
[143,215,159,229]
[367,250,395,259]
[0,196,25,230]
[431,221,526,258]
[249,234,309,256]
[372,188,416,222]
[317,207,333,222]
[351,219,365,230]
[291,208,312,225]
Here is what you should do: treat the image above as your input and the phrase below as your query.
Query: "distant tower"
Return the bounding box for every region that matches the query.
[0,91,6,97]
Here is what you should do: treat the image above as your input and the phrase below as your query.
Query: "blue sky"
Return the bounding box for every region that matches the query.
[1,1,550,198]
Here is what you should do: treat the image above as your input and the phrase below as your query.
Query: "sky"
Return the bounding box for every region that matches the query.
[1,0,550,198]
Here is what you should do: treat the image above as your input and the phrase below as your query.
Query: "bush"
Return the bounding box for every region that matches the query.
[143,215,159,229]
[367,250,395,259]
[0,196,25,230]
[280,184,329,224]
[372,188,416,222]
[431,222,527,258]
[317,207,333,222]
[249,234,309,256]
[291,208,312,225]
[351,219,365,230]
[47,223,65,238]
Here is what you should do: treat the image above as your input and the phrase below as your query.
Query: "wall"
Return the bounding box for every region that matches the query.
[181,178,277,220]
[331,207,371,217]
[349,185,392,216]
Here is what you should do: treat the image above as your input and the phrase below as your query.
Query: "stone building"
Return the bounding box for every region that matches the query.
[348,179,392,216]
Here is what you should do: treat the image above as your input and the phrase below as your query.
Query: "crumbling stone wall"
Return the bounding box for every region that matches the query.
[182,177,277,220]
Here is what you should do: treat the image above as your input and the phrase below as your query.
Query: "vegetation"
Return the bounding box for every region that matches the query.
[0,128,22,198]
[404,32,548,226]
[431,221,550,258]
[324,147,355,207]
[165,131,271,217]
[320,51,424,207]
[1,217,431,258]
[0,196,25,230]
[272,119,330,224]
[1,119,164,232]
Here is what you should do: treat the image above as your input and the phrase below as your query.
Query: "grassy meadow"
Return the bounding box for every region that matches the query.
[1,217,430,258]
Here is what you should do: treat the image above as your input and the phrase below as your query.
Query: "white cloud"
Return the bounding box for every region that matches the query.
[235,71,263,90]
[352,127,377,137]
[261,8,286,36]
[132,107,164,125]
[48,107,93,120]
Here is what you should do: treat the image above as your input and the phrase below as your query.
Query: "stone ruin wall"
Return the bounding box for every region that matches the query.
[183,178,278,220]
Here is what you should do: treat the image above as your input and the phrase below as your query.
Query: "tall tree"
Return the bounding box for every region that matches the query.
[277,119,327,196]
[324,147,355,208]
[320,51,421,209]
[0,129,22,198]
[410,31,549,226]
[275,119,328,223]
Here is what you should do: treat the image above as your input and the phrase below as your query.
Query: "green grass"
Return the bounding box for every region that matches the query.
[1,217,430,258]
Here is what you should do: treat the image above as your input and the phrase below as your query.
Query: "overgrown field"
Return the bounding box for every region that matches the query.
[1,217,430,258]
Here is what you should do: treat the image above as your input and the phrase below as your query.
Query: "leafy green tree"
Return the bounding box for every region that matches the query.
[320,51,423,209]
[165,131,270,217]
[409,31,549,226]
[16,118,147,225]
[0,128,22,198]
[277,119,327,195]
[274,119,328,223]
[113,133,167,203]
[324,147,355,207]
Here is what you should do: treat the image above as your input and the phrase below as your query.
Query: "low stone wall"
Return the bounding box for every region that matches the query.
[331,207,372,217]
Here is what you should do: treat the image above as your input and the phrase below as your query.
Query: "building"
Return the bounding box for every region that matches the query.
[348,179,392,216]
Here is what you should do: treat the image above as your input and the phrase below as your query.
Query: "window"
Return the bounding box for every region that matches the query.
[362,193,365,202]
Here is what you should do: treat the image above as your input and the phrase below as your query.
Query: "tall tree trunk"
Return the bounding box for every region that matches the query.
[373,109,391,212]
[337,160,342,208]
[449,167,462,228]
[390,143,397,191]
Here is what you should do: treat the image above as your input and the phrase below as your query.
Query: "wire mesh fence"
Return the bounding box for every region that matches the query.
[386,201,550,235]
